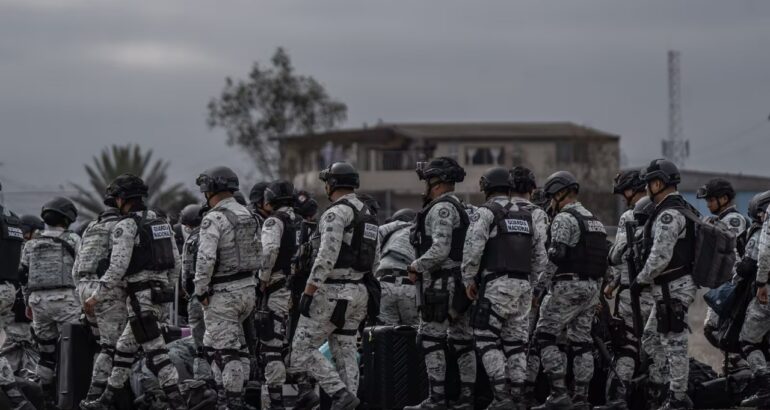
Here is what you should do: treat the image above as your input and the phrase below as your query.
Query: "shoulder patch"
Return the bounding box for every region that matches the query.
[325,212,336,223]
[201,219,212,229]
[730,218,741,228]
[438,208,451,219]
[470,212,481,222]
[265,219,276,228]
[113,227,123,238]
[660,213,673,224]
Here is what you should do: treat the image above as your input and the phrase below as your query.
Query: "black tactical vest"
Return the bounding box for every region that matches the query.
[271,211,299,273]
[479,201,533,275]
[182,227,200,295]
[332,198,379,272]
[126,212,177,276]
[554,208,609,279]
[642,195,696,276]
[412,195,470,262]
[0,206,24,282]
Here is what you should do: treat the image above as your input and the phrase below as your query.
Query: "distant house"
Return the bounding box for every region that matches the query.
[274,122,621,223]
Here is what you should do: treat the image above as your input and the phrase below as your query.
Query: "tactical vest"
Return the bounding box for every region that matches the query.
[332,198,379,272]
[642,195,696,277]
[77,212,121,277]
[271,211,299,273]
[412,195,470,262]
[125,212,177,276]
[479,201,533,275]
[554,208,609,279]
[211,207,259,277]
[182,227,200,295]
[381,222,414,263]
[26,233,77,291]
[0,206,24,282]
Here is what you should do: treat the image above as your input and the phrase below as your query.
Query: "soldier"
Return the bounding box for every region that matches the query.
[533,171,606,410]
[405,157,475,410]
[19,215,44,240]
[73,193,127,405]
[595,171,655,410]
[0,181,36,410]
[20,196,81,405]
[376,208,418,326]
[633,159,698,410]
[463,167,548,410]
[249,182,270,223]
[193,167,260,410]
[291,162,376,410]
[82,174,186,410]
[738,190,770,407]
[258,180,299,410]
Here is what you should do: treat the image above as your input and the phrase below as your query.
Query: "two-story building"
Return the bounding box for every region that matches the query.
[274,122,621,223]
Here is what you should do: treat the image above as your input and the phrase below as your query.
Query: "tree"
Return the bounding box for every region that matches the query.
[70,144,196,219]
[207,47,347,180]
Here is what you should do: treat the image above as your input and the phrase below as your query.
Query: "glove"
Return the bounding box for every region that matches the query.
[299,293,314,318]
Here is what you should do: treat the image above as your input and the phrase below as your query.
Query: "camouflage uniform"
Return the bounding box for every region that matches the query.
[73,211,128,399]
[535,202,602,401]
[0,282,16,386]
[93,210,183,399]
[410,193,476,406]
[740,213,770,379]
[703,208,747,329]
[20,227,81,388]
[195,197,259,402]
[462,195,548,403]
[376,220,418,326]
[181,226,213,382]
[258,206,298,408]
[291,193,370,397]
[635,193,697,398]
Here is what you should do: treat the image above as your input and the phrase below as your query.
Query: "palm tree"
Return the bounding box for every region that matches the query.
[70,144,197,219]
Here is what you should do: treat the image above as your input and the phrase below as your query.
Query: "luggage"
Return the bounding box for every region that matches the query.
[359,325,428,409]
[57,322,98,410]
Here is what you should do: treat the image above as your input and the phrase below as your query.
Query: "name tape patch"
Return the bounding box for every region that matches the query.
[363,223,379,241]
[151,224,173,240]
[504,219,531,234]
[7,226,23,239]
[586,220,606,234]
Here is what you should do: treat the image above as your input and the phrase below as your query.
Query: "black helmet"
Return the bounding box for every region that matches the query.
[295,190,319,219]
[543,171,579,198]
[613,170,645,194]
[41,196,78,223]
[696,178,735,200]
[633,196,655,225]
[319,162,360,190]
[510,166,537,193]
[357,193,381,216]
[386,208,417,223]
[264,181,296,206]
[20,215,44,235]
[233,191,247,206]
[748,191,770,223]
[531,189,549,209]
[106,174,148,200]
[249,182,269,205]
[479,167,513,194]
[416,157,466,184]
[641,159,681,186]
[179,204,203,227]
[196,166,239,193]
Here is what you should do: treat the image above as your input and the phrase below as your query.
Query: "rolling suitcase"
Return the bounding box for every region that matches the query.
[57,322,98,410]
[359,325,428,409]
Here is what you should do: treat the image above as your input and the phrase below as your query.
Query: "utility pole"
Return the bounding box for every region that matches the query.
[662,50,689,167]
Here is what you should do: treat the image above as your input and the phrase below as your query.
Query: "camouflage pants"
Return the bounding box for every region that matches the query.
[260,287,290,388]
[474,277,531,390]
[203,286,256,395]
[77,280,128,396]
[613,288,654,383]
[740,298,770,376]
[107,288,179,390]
[291,282,368,396]
[379,276,419,326]
[641,276,695,393]
[417,275,476,395]
[535,279,599,385]
[187,298,213,381]
[28,288,81,385]
[0,283,16,386]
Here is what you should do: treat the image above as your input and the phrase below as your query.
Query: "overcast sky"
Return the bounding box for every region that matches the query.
[1,0,769,196]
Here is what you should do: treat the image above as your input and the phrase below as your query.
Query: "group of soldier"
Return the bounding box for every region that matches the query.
[1,155,770,410]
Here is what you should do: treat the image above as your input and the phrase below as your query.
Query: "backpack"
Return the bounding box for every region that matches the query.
[681,209,737,288]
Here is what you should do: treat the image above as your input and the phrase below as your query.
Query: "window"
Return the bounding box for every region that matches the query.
[372,150,416,171]
[465,147,503,165]
[557,141,589,164]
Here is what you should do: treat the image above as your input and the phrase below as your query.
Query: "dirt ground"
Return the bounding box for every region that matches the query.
[687,289,725,373]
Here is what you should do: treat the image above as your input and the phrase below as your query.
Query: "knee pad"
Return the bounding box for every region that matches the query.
[144,348,173,376]
[129,311,161,344]
[217,348,242,370]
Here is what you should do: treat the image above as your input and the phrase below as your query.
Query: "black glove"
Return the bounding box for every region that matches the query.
[299,293,314,318]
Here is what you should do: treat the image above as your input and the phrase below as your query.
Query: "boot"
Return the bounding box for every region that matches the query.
[294,381,320,410]
[521,383,540,409]
[163,385,189,410]
[593,379,627,410]
[646,382,666,410]
[404,381,447,410]
[485,380,513,410]
[267,386,284,410]
[659,391,693,410]
[532,376,572,410]
[329,388,360,410]
[2,384,36,410]
[571,383,591,410]
[224,391,244,410]
[742,373,770,407]
[450,383,474,410]
[80,385,118,410]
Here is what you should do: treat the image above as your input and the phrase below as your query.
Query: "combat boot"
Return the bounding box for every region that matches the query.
[521,383,540,409]
[294,381,320,410]
[224,391,244,410]
[592,379,627,410]
[80,384,119,410]
[163,385,189,410]
[485,379,513,410]
[266,386,284,410]
[571,383,591,410]
[329,388,360,410]
[659,391,693,410]
[405,381,447,410]
[646,382,666,410]
[532,376,572,410]
[450,383,474,410]
[2,384,36,410]
[742,372,770,407]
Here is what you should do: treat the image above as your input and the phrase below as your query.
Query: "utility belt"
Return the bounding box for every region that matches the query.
[324,277,365,285]
[654,268,689,334]
[481,271,529,283]
[421,267,471,323]
[126,280,175,306]
[380,269,412,285]
[210,270,255,286]
[27,284,75,292]
[553,273,597,282]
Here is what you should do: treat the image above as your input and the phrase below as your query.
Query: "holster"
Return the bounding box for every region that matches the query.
[150,284,175,304]
[656,283,687,334]
[12,288,29,323]
[256,297,275,341]
[470,297,492,330]
[130,310,161,344]
[451,271,472,316]
[330,299,348,329]
[422,279,450,323]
